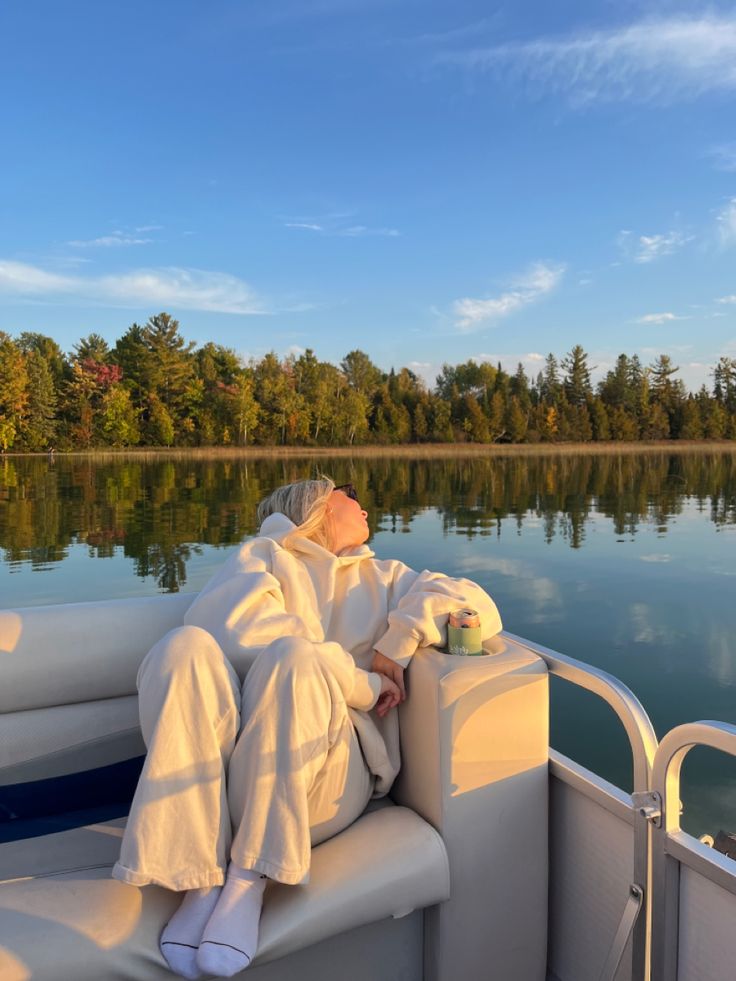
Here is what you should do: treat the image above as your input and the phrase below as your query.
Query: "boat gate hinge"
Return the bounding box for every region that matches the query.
[632,790,662,827]
[598,883,644,981]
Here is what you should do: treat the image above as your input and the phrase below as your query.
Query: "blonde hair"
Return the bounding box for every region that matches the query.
[257,477,336,551]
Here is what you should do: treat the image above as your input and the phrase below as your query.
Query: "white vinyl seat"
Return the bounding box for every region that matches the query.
[0,801,449,981]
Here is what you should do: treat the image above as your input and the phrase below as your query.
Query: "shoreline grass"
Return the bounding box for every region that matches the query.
[5,440,736,460]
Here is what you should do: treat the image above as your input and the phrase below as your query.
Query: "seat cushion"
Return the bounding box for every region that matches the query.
[0,804,450,981]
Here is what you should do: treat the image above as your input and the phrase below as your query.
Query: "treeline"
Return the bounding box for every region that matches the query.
[1,313,736,450]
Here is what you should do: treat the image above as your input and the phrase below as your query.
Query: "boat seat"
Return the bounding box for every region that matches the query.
[0,799,450,981]
[1,595,550,980]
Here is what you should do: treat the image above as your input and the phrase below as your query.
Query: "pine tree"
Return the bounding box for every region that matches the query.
[413,402,429,442]
[505,396,528,442]
[703,399,727,439]
[713,356,736,413]
[562,345,593,406]
[541,353,562,403]
[460,394,490,443]
[73,333,110,363]
[609,406,638,441]
[0,333,28,450]
[18,332,67,388]
[141,313,196,424]
[20,351,57,449]
[431,399,454,442]
[679,399,703,440]
[599,354,633,409]
[113,324,148,410]
[575,404,593,441]
[590,398,610,441]
[510,363,532,410]
[650,355,684,419]
[643,403,670,440]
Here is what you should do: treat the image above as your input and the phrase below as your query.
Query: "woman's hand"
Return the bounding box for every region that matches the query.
[374,672,401,718]
[371,650,406,702]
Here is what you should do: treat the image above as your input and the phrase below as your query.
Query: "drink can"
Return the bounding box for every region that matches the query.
[447,608,483,656]
[449,609,481,630]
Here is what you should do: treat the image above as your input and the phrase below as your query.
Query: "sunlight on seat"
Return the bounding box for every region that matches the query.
[0,612,23,655]
[0,948,30,981]
[0,878,144,949]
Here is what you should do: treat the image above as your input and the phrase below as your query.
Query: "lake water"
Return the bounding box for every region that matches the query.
[1,450,735,837]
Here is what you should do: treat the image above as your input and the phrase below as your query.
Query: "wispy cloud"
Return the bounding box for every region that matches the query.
[618,228,690,263]
[453,261,565,331]
[340,225,400,238]
[716,198,736,246]
[285,222,325,232]
[437,14,736,107]
[68,234,153,248]
[635,311,687,325]
[0,261,75,294]
[68,226,162,248]
[283,215,399,237]
[0,259,266,314]
[717,294,736,304]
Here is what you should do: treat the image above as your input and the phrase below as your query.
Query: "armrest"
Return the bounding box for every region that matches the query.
[392,634,549,981]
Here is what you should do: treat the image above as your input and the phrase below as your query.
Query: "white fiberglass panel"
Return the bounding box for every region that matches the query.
[547,775,634,981]
[678,863,736,981]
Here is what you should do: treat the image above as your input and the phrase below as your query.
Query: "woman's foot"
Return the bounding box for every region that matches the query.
[197,864,267,977]
[160,886,222,979]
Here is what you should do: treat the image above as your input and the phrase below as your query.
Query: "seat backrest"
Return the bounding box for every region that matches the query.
[0,593,195,714]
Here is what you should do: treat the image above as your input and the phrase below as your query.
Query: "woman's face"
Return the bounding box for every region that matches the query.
[328,486,369,552]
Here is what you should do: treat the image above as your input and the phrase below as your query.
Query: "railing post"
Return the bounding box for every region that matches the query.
[650,721,736,981]
[504,631,658,981]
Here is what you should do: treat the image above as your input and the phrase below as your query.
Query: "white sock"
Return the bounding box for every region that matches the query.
[160,886,222,980]
[196,864,267,977]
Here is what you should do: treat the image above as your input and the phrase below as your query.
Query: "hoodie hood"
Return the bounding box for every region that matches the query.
[258,511,374,565]
[258,512,297,543]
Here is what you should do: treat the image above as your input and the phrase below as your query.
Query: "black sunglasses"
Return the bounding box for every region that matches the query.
[335,483,359,504]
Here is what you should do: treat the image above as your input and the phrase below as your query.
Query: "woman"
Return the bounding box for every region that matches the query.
[112,477,502,979]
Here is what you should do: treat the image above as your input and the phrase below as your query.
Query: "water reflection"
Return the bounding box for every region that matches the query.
[2,451,734,591]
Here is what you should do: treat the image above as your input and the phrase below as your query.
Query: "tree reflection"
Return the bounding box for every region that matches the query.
[0,451,734,591]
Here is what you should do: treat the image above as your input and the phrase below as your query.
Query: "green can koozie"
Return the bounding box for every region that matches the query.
[447,624,483,656]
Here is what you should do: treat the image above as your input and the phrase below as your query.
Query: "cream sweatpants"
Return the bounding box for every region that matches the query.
[112,625,375,890]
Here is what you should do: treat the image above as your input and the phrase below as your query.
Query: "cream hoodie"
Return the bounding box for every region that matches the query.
[183,512,503,795]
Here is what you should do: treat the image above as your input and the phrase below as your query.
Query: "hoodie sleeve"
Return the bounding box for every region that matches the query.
[373,561,503,668]
[183,538,382,711]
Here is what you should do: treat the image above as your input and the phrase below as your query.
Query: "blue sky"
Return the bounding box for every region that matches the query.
[2,0,736,390]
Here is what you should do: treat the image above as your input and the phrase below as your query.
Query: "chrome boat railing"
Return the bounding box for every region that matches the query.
[650,721,736,981]
[504,633,736,981]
